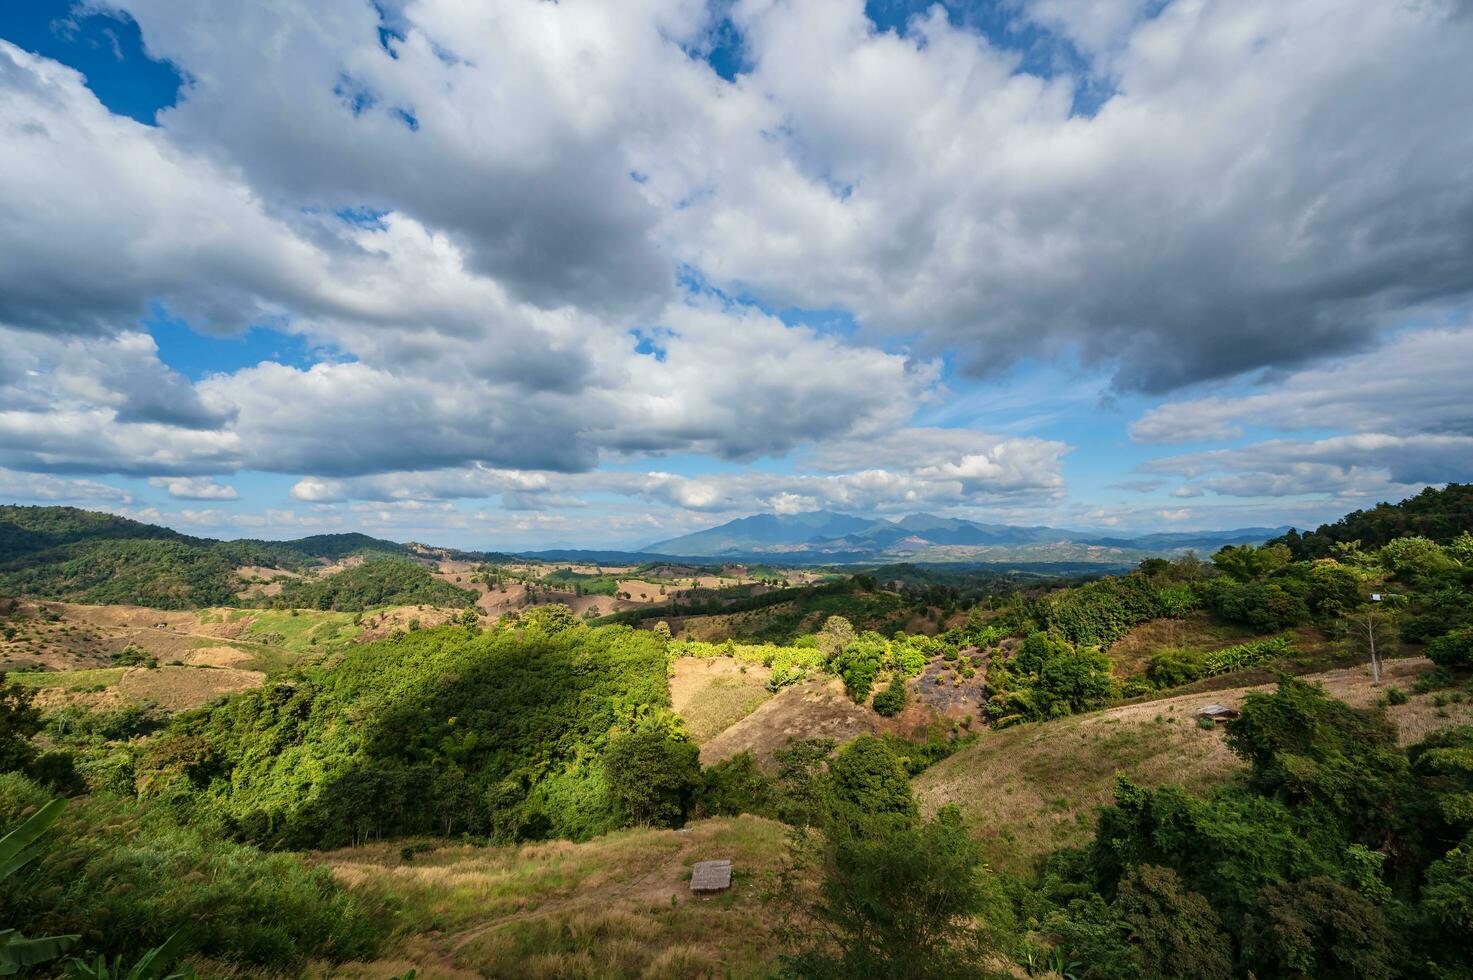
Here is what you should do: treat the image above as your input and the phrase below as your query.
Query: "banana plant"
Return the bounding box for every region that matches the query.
[61,933,196,980]
[0,798,80,975]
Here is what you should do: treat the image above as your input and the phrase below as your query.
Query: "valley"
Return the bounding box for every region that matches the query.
[2,486,1473,977]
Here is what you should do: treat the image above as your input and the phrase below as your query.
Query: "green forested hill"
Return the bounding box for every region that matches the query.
[0,504,189,558]
[1280,483,1473,556]
[140,618,672,847]
[0,505,424,608]
[271,558,476,610]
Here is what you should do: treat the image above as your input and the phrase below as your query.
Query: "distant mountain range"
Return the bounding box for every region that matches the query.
[640,510,1292,564]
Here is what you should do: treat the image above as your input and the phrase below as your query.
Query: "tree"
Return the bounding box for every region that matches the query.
[1426,627,1473,670]
[651,620,672,641]
[1420,830,1473,976]
[871,676,909,717]
[697,752,774,818]
[0,681,41,775]
[781,806,999,980]
[1345,592,1402,686]
[826,736,915,821]
[1225,677,1412,853]
[603,730,700,828]
[1212,543,1291,583]
[1113,864,1232,980]
[521,603,577,634]
[1242,877,1394,980]
[773,739,835,828]
[816,616,855,658]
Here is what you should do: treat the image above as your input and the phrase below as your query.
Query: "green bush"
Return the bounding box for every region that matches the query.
[1200,636,1293,676]
[0,773,382,971]
[272,558,476,611]
[1147,649,1203,689]
[696,752,775,819]
[826,736,915,820]
[871,677,909,717]
[109,645,156,668]
[603,729,700,828]
[784,805,1000,979]
[1207,579,1311,633]
[1427,628,1473,670]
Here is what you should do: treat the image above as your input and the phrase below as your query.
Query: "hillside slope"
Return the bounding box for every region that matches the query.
[321,815,792,979]
[914,656,1470,875]
[0,505,422,608]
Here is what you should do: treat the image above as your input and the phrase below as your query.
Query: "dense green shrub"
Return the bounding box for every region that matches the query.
[1241,877,1395,979]
[1110,864,1233,980]
[0,773,382,970]
[1277,484,1473,557]
[1200,636,1293,676]
[1146,649,1203,689]
[604,729,700,828]
[696,752,775,819]
[826,736,915,820]
[783,805,1000,979]
[1041,574,1171,648]
[829,631,887,702]
[1207,580,1311,633]
[1420,830,1473,974]
[1427,628,1473,669]
[870,676,909,717]
[272,558,476,611]
[988,633,1117,726]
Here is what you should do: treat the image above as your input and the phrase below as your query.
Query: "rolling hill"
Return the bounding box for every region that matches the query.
[0,505,480,608]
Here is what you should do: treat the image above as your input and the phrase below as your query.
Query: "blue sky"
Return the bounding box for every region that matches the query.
[2,0,1471,550]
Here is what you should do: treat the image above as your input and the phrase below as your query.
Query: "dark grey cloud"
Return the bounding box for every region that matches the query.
[672,0,1473,391]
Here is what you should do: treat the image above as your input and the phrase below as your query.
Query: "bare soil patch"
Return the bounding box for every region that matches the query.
[913,649,987,720]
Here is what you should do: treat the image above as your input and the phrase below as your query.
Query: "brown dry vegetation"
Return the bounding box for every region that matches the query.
[0,600,243,671]
[914,655,1467,876]
[669,658,775,743]
[1106,612,1258,678]
[315,815,794,980]
[26,663,264,712]
[698,677,890,770]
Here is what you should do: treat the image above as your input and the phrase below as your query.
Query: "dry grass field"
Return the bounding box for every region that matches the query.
[698,677,890,770]
[314,816,795,980]
[1106,612,1258,679]
[669,657,775,743]
[18,663,265,712]
[914,655,1471,876]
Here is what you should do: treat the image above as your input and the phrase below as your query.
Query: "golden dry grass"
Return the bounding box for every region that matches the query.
[317,816,794,980]
[914,656,1467,877]
[1106,612,1258,679]
[669,658,774,743]
[23,662,264,711]
[698,677,887,770]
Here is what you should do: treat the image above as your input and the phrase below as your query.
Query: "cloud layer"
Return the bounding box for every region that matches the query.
[3,0,1472,538]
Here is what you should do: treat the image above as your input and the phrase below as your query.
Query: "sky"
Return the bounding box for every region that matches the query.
[1,0,1471,551]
